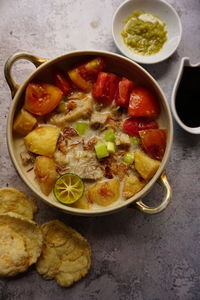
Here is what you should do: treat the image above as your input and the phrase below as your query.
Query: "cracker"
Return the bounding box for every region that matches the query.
[0,225,29,276]
[0,212,43,277]
[0,187,37,219]
[36,220,91,287]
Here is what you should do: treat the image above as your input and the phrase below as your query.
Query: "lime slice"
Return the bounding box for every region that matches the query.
[53,173,84,205]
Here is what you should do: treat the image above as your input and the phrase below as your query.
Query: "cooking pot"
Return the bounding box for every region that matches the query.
[4,50,173,216]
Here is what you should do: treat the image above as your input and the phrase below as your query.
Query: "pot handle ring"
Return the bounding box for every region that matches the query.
[133,171,172,214]
[4,52,48,98]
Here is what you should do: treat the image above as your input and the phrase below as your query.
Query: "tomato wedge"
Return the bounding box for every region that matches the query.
[139,129,167,160]
[115,77,135,107]
[123,117,158,137]
[79,57,105,81]
[68,68,92,92]
[128,86,160,118]
[54,71,72,95]
[67,57,105,92]
[24,83,63,116]
[92,72,120,104]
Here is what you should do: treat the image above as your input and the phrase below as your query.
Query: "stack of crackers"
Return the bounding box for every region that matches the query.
[0,188,91,287]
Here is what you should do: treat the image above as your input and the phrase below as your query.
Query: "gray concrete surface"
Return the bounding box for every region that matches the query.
[0,0,200,299]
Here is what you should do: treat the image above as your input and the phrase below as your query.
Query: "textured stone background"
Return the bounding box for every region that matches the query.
[0,0,200,299]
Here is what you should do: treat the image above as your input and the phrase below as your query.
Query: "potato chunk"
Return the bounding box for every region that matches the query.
[123,175,146,199]
[134,150,161,181]
[24,126,60,156]
[70,194,90,210]
[87,178,120,207]
[13,109,37,136]
[34,156,57,195]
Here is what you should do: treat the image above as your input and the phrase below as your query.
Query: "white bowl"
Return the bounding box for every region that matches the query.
[112,0,182,64]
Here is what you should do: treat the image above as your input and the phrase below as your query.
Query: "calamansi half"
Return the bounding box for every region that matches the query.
[53,173,84,205]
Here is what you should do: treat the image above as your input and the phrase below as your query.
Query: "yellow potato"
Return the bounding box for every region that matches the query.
[36,220,91,287]
[87,178,120,206]
[134,150,161,181]
[0,187,37,219]
[0,212,43,277]
[122,175,146,199]
[34,156,57,195]
[24,126,60,156]
[70,194,90,210]
[13,108,37,136]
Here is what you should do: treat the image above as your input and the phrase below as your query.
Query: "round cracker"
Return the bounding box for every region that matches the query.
[0,187,37,219]
[36,220,91,287]
[0,212,43,277]
[0,225,29,276]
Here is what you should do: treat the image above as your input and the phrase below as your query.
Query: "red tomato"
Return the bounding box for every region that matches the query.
[67,57,105,92]
[92,72,120,104]
[79,57,105,81]
[68,68,92,92]
[24,83,63,116]
[139,129,167,160]
[115,77,135,107]
[123,118,158,137]
[54,71,72,95]
[128,86,160,118]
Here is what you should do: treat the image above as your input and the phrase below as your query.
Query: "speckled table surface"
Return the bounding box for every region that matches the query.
[0,0,200,299]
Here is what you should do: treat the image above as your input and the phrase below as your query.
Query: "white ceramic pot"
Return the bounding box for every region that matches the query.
[171,57,200,134]
[4,50,173,216]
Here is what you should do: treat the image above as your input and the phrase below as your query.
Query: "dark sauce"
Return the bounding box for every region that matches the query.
[175,66,200,128]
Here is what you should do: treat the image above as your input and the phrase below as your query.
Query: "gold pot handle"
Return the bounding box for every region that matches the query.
[134,171,172,214]
[4,52,48,98]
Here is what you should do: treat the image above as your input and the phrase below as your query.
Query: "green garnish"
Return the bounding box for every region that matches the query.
[95,143,109,159]
[76,122,89,136]
[106,142,115,154]
[104,128,116,142]
[123,152,135,164]
[131,136,140,145]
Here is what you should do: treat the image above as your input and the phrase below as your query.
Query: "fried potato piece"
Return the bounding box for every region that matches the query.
[34,156,58,195]
[0,212,43,277]
[36,220,91,287]
[134,150,161,181]
[0,187,37,219]
[13,108,37,136]
[87,178,120,206]
[70,194,90,210]
[123,175,146,199]
[24,126,60,156]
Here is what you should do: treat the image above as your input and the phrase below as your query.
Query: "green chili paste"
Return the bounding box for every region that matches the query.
[121,11,167,56]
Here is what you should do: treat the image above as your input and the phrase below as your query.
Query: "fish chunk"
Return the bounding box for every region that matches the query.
[90,112,110,129]
[49,97,93,126]
[69,152,103,180]
[116,132,131,147]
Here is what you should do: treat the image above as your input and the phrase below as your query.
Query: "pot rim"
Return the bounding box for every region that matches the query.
[6,49,173,216]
